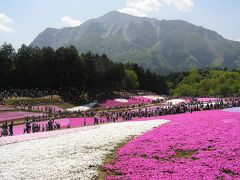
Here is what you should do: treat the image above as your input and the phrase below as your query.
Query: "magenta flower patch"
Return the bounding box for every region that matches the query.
[99,99,143,108]
[105,110,240,179]
[196,97,220,102]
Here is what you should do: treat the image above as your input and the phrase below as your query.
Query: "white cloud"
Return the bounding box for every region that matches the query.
[61,16,82,27]
[120,0,162,17]
[163,0,193,11]
[235,39,240,42]
[0,13,13,33]
[119,0,193,17]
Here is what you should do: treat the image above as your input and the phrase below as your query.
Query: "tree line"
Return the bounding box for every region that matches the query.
[0,43,168,94]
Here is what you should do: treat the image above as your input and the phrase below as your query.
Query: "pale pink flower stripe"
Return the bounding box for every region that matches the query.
[131,96,154,103]
[10,118,70,135]
[0,105,15,111]
[6,117,116,137]
[105,110,240,179]
[223,107,240,113]
[0,125,98,146]
[0,116,163,145]
[0,111,44,122]
[4,112,164,142]
[100,99,143,108]
[196,97,220,102]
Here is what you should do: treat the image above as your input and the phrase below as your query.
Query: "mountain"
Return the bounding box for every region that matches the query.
[31,11,240,74]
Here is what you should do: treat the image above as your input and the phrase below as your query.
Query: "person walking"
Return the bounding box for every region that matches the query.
[94,115,98,125]
[1,122,8,137]
[9,121,13,136]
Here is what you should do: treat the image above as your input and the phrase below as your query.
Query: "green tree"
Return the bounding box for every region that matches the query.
[122,69,139,89]
[0,43,15,87]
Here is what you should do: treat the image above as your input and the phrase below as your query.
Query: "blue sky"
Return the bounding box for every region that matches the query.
[0,0,239,49]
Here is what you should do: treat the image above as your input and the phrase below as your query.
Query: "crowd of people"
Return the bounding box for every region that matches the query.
[0,118,63,137]
[23,119,61,134]
[61,97,240,126]
[0,88,57,100]
[0,122,13,137]
[86,97,240,122]
[1,88,240,138]
[13,97,240,132]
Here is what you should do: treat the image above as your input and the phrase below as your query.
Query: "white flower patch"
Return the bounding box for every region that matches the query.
[166,99,186,105]
[143,95,165,100]
[114,98,128,103]
[66,101,97,112]
[0,120,169,180]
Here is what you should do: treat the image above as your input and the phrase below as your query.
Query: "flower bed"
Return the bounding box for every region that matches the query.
[0,120,168,179]
[0,105,15,111]
[131,95,164,103]
[166,98,186,105]
[66,101,97,112]
[99,99,142,108]
[0,122,93,146]
[114,99,128,103]
[105,110,240,179]
[196,97,220,102]
[0,111,44,122]
[32,105,64,112]
[4,118,70,137]
[3,111,167,137]
[223,107,240,113]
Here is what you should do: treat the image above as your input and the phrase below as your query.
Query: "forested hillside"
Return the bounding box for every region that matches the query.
[1,43,239,97]
[0,44,167,94]
[170,69,240,97]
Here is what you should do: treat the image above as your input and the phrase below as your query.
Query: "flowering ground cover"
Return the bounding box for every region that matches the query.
[100,99,142,108]
[165,98,186,105]
[0,123,94,146]
[128,105,168,114]
[104,110,240,179]
[32,105,65,112]
[0,111,44,122]
[114,99,128,103]
[7,114,162,137]
[196,97,220,102]
[223,107,240,113]
[4,118,87,137]
[67,101,97,111]
[2,118,70,138]
[131,95,164,103]
[0,105,15,111]
[0,120,168,179]
[143,95,165,101]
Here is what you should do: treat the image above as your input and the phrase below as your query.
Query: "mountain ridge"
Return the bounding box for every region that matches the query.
[31,11,240,74]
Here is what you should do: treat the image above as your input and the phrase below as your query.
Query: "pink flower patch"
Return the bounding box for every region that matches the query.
[0,111,44,122]
[99,99,143,108]
[105,110,240,179]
